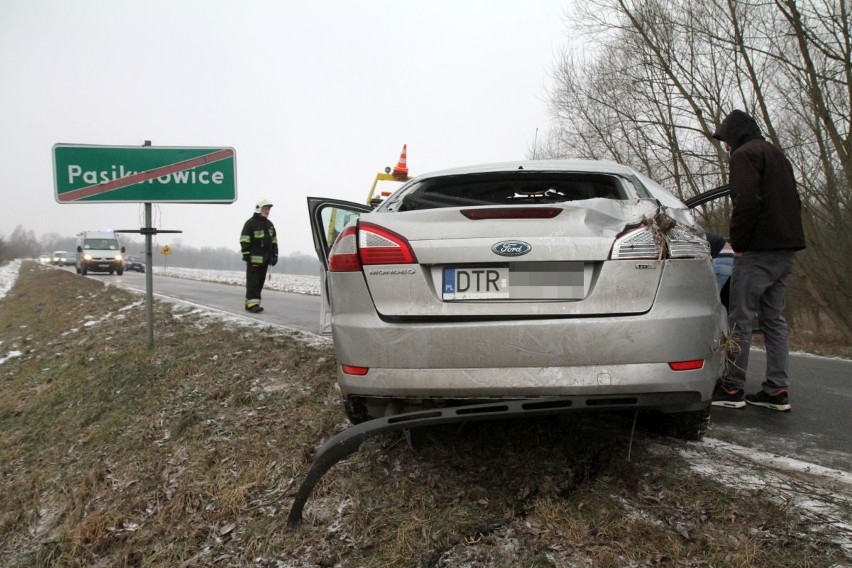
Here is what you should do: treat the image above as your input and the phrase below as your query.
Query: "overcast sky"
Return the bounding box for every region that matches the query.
[1,0,572,257]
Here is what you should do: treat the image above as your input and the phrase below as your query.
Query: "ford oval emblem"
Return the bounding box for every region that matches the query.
[492,240,531,257]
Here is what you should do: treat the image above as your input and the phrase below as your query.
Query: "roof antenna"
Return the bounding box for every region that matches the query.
[533,127,539,160]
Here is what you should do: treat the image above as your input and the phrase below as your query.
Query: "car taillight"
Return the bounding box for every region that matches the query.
[666,228,711,258]
[328,226,361,272]
[668,360,704,371]
[327,222,417,272]
[341,365,369,376]
[358,222,417,265]
[610,225,710,260]
[610,227,660,260]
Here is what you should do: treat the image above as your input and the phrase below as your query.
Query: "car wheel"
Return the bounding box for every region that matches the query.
[117,268,124,276]
[343,396,372,424]
[81,265,88,275]
[640,405,711,441]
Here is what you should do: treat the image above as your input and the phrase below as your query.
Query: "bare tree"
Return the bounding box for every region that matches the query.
[543,0,851,341]
[5,226,41,260]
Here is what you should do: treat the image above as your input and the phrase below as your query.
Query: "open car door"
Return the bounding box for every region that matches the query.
[307,197,373,335]
[684,184,731,209]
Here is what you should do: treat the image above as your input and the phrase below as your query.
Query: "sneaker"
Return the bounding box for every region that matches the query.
[745,390,790,412]
[245,305,264,313]
[712,382,745,408]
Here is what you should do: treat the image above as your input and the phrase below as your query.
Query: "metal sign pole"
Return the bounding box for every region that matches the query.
[142,140,155,349]
[125,206,179,350]
[114,141,181,350]
[144,202,155,349]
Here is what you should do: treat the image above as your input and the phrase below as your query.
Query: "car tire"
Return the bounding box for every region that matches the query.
[81,265,88,275]
[640,405,711,441]
[117,268,124,276]
[343,396,371,424]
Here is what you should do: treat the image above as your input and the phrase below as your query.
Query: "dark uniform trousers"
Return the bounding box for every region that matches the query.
[245,263,269,308]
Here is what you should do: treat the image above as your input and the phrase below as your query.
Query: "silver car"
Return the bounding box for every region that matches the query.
[52,251,73,266]
[309,160,727,439]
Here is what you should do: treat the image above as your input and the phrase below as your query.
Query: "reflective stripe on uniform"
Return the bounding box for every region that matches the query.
[253,230,265,238]
[245,299,260,308]
[250,255,264,265]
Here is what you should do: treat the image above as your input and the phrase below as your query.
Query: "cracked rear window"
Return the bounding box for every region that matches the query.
[396,172,628,211]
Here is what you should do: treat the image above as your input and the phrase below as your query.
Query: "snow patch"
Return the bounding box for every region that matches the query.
[0,350,23,365]
[0,259,22,300]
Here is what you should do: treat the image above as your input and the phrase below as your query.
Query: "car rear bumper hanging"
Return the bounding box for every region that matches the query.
[288,396,585,527]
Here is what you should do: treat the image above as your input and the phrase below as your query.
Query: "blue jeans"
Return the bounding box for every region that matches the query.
[713,255,733,291]
[724,250,796,393]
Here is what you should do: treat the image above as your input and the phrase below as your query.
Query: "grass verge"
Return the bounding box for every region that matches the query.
[0,262,849,567]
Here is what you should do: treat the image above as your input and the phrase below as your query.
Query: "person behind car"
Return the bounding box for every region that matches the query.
[710,110,806,412]
[239,199,278,313]
[705,232,734,294]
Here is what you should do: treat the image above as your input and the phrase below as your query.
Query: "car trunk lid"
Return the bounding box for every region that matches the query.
[354,199,667,318]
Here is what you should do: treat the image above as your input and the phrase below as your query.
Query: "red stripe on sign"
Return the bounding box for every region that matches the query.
[57,148,234,202]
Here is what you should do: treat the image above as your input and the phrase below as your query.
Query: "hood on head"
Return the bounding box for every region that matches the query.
[712,110,763,149]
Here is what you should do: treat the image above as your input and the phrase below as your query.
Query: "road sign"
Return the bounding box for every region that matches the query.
[162,245,171,255]
[53,144,237,203]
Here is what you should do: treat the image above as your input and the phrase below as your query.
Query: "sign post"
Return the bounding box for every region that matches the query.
[53,142,237,348]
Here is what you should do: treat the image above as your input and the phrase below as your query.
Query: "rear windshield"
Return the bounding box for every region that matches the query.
[393,172,629,211]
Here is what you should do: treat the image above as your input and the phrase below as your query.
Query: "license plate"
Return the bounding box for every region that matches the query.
[442,267,509,300]
[509,262,585,299]
[442,262,586,301]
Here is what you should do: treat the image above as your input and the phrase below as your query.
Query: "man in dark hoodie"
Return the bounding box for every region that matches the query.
[710,110,805,411]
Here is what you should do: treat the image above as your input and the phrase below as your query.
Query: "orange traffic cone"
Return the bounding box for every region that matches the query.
[392,144,409,178]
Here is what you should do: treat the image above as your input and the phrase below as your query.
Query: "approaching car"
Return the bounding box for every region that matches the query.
[124,256,145,273]
[75,230,124,276]
[308,160,727,440]
[52,251,74,266]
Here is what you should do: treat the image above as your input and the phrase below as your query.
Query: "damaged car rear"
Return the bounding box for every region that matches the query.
[308,160,727,440]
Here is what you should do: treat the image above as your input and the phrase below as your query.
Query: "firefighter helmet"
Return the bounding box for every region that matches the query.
[255,198,273,212]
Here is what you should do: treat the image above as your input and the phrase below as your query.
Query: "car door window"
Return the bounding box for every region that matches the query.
[320,207,361,253]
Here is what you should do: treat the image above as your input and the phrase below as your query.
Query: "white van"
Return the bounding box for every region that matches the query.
[76,231,125,275]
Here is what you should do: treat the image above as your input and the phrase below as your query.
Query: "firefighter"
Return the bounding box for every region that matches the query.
[239,199,278,313]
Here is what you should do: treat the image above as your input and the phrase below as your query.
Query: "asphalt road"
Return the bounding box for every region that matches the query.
[107,269,852,472]
[112,269,323,334]
[710,351,852,471]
